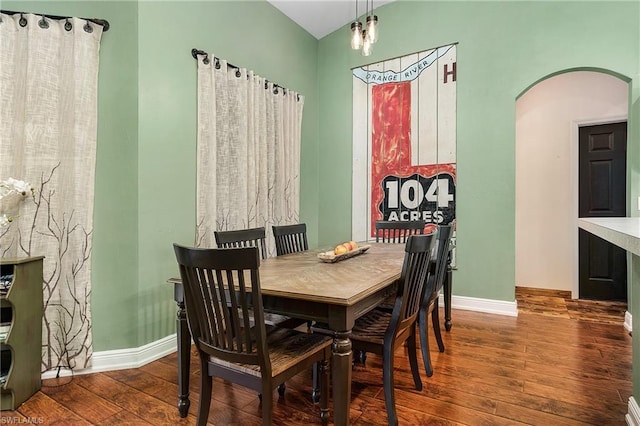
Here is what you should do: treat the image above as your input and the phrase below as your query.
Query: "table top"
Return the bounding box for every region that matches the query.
[169,242,406,307]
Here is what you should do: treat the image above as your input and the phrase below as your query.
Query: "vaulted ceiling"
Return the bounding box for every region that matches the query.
[266,0,395,39]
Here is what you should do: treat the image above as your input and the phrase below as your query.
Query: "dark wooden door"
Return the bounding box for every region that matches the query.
[578,122,627,301]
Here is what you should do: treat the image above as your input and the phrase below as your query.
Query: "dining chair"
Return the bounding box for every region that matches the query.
[215,226,268,260]
[215,226,303,329]
[173,244,332,426]
[271,223,315,359]
[311,233,435,426]
[419,224,453,377]
[375,220,425,243]
[356,219,426,364]
[272,223,308,256]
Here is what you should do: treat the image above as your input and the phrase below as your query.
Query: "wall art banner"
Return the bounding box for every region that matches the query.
[352,44,457,240]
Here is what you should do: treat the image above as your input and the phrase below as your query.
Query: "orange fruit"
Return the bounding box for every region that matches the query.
[334,244,348,255]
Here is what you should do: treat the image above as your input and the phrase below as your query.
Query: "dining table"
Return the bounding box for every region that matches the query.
[168,242,453,425]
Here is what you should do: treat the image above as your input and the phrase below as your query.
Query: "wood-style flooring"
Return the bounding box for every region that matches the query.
[1,286,632,425]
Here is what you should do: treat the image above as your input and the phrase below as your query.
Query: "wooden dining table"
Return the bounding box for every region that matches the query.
[168,242,454,425]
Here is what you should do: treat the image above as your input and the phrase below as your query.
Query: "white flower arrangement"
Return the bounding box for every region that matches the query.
[0,178,33,231]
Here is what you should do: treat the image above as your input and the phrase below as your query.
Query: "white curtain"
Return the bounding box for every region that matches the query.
[0,13,103,370]
[196,55,304,256]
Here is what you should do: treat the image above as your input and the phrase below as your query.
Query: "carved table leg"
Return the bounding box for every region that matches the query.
[176,300,191,418]
[332,331,352,426]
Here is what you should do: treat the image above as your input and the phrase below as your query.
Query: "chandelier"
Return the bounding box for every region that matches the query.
[350,0,379,56]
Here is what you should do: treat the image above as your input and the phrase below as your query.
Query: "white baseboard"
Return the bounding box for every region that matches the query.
[41,333,177,379]
[441,293,518,317]
[625,311,633,334]
[626,396,640,426]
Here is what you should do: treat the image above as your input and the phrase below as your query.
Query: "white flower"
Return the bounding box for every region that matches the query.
[0,178,32,231]
[0,214,10,230]
[0,178,32,197]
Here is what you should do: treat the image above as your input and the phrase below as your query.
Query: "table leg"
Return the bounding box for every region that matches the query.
[444,265,453,332]
[332,331,352,426]
[176,300,191,418]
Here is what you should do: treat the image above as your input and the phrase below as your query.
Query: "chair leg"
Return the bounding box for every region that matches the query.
[407,324,423,391]
[319,354,330,425]
[277,383,286,397]
[432,298,445,353]
[419,304,434,377]
[311,362,320,403]
[197,356,213,426]
[382,343,399,426]
[261,382,273,426]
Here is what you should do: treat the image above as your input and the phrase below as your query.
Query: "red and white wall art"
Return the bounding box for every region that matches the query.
[352,43,457,240]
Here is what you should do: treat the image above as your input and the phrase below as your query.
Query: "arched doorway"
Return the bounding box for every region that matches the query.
[515,70,629,299]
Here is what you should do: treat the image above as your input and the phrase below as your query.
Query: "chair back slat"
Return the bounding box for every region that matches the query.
[375,220,425,243]
[215,227,268,260]
[272,223,308,256]
[173,244,270,370]
[384,233,435,346]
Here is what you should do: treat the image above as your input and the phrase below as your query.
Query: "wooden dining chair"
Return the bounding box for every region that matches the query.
[419,224,453,377]
[215,226,304,328]
[311,233,435,426]
[375,220,425,243]
[357,220,426,364]
[272,223,308,256]
[173,244,332,426]
[215,226,268,260]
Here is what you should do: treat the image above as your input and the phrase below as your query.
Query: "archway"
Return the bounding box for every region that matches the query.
[515,70,629,298]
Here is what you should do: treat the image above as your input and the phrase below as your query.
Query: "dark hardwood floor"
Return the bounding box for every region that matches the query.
[2,287,631,425]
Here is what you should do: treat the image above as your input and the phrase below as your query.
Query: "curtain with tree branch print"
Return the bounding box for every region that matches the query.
[0,13,102,371]
[195,55,303,255]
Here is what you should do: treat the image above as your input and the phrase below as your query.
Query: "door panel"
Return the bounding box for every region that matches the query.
[578,122,627,301]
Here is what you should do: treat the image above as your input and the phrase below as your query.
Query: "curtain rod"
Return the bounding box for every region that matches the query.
[191,48,299,100]
[1,10,110,32]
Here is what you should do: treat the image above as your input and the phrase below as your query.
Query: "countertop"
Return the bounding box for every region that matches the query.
[577,217,640,256]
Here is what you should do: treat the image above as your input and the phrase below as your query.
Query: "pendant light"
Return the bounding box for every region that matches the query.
[350,0,379,54]
[365,0,378,43]
[350,0,363,50]
[351,21,364,50]
[361,29,373,56]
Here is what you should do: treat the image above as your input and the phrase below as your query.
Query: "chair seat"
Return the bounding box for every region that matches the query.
[263,312,307,329]
[351,309,392,346]
[209,325,332,378]
[377,295,396,312]
[311,309,393,347]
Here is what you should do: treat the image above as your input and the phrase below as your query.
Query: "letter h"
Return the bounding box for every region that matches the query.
[444,62,456,83]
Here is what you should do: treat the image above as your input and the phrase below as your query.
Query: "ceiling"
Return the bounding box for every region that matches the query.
[267,0,395,40]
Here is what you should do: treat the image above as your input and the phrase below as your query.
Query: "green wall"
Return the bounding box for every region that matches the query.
[5,2,640,400]
[316,1,640,303]
[3,1,318,351]
[136,1,319,346]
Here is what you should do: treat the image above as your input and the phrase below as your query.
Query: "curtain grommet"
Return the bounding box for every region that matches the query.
[38,16,49,29]
[83,20,93,33]
[19,14,27,27]
[64,19,72,31]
